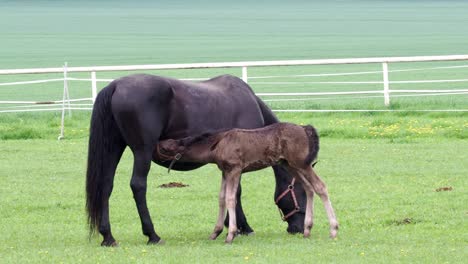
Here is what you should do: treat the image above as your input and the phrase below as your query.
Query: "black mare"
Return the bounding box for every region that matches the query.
[86,74,307,246]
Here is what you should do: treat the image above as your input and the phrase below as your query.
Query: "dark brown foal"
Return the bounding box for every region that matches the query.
[155,123,338,243]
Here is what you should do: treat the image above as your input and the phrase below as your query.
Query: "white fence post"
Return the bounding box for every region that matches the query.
[58,62,69,140]
[242,66,248,83]
[382,62,390,106]
[91,71,97,103]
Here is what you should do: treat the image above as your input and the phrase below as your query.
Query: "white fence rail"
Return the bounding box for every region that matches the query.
[1,54,468,104]
[1,55,468,138]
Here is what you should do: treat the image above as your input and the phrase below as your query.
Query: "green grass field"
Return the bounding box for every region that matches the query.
[0,0,467,263]
[1,134,466,263]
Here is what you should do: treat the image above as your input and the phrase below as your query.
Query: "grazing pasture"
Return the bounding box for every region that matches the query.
[1,113,466,263]
[0,0,467,263]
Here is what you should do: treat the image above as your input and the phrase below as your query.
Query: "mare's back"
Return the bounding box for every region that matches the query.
[162,74,266,137]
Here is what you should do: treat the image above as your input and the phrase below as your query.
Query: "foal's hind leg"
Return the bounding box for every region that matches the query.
[210,174,227,240]
[304,167,339,239]
[287,168,315,238]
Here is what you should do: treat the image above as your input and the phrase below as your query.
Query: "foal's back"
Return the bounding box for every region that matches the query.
[213,123,313,171]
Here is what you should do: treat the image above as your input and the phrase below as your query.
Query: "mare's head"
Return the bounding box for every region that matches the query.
[272,166,307,234]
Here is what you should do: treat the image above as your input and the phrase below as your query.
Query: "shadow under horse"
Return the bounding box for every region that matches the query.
[86,74,308,246]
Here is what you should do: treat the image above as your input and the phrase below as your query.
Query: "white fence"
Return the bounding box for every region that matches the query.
[1,54,468,138]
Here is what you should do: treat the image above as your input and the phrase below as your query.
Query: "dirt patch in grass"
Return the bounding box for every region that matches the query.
[435,186,453,192]
[158,182,189,188]
[385,217,422,226]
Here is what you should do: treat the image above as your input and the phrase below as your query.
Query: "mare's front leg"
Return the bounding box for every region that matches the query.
[210,174,227,240]
[224,169,242,244]
[130,147,163,244]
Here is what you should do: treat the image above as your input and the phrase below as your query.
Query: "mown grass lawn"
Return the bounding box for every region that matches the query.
[1,113,466,263]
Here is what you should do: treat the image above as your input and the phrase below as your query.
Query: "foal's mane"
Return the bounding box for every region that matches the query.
[181,128,229,149]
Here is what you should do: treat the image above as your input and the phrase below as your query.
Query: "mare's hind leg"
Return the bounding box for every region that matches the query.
[130,147,163,244]
[303,167,339,239]
[99,143,126,246]
[210,174,227,240]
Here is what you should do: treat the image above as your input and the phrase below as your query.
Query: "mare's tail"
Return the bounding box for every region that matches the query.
[86,81,124,236]
[303,125,320,166]
[255,96,279,125]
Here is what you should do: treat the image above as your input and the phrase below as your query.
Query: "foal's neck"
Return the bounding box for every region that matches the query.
[182,141,216,164]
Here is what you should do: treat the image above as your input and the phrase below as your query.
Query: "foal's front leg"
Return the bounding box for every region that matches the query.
[210,174,227,240]
[224,169,242,244]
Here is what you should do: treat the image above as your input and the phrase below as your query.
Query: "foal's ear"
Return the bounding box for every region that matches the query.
[209,138,221,151]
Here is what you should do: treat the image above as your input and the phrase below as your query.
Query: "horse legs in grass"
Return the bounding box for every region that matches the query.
[304,190,315,238]
[224,169,241,244]
[224,179,254,235]
[99,145,125,247]
[287,168,315,238]
[210,174,227,240]
[130,147,163,244]
[303,167,339,239]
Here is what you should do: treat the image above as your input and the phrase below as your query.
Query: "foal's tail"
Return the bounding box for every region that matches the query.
[303,125,319,166]
[86,81,124,236]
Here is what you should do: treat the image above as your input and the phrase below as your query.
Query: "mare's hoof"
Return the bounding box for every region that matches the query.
[148,238,165,245]
[101,240,118,247]
[237,230,255,236]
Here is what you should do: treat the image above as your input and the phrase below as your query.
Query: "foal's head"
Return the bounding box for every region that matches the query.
[158,139,186,158]
[158,132,219,160]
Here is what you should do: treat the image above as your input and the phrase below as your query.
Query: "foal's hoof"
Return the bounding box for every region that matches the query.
[225,233,236,244]
[209,232,222,240]
[101,240,118,247]
[147,238,165,245]
[330,223,339,239]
